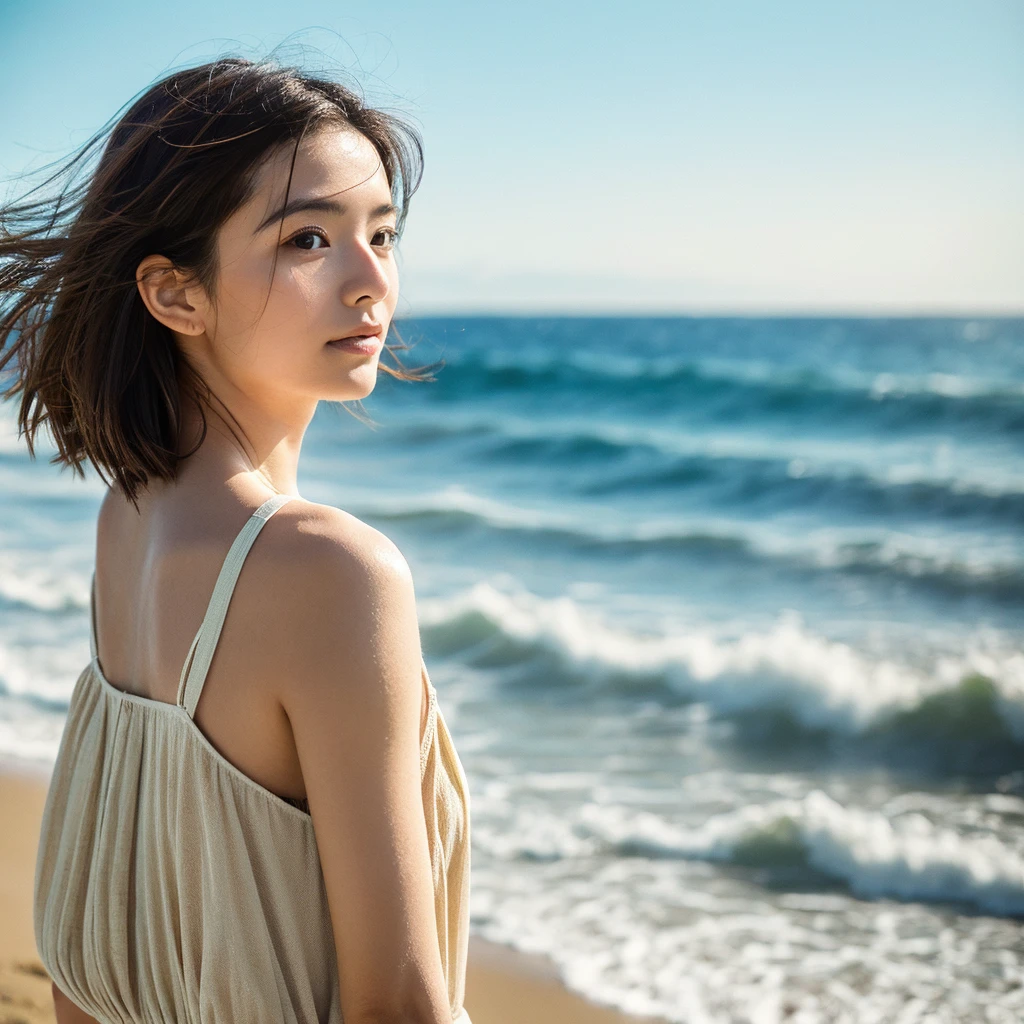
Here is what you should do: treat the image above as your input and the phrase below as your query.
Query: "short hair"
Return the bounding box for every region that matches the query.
[0,55,438,508]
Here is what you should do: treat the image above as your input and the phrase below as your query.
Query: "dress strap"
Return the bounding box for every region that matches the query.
[176,494,295,719]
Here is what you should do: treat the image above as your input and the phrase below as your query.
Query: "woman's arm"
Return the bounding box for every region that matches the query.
[52,982,103,1024]
[269,507,454,1024]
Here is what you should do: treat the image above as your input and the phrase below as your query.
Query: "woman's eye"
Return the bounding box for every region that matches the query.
[286,225,398,252]
[288,227,328,250]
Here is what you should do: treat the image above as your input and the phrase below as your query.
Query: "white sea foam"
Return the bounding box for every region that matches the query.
[582,793,1024,916]
[471,850,1024,1024]
[471,786,1024,916]
[418,581,1024,740]
[0,552,91,611]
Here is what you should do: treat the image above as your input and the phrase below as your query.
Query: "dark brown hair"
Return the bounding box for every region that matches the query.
[0,55,438,508]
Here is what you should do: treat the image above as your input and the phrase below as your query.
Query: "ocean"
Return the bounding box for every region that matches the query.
[2,315,1023,1023]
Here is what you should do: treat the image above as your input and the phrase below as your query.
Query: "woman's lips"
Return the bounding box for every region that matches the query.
[327,333,382,354]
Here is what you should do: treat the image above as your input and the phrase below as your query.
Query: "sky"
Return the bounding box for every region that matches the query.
[0,0,1021,315]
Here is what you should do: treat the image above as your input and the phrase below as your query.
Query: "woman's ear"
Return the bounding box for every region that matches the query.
[135,255,208,338]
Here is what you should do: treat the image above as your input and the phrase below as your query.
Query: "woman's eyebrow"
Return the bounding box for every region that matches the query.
[254,197,398,234]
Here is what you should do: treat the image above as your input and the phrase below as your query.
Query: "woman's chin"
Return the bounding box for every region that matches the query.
[325,371,378,402]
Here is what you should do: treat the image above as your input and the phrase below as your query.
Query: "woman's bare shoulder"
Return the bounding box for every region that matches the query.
[248,496,421,694]
[261,496,412,588]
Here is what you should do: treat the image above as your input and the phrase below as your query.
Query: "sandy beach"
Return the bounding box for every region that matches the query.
[0,763,665,1024]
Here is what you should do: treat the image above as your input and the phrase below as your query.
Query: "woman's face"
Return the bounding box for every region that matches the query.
[198,124,400,410]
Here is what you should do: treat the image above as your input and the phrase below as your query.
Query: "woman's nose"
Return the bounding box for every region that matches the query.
[340,240,391,306]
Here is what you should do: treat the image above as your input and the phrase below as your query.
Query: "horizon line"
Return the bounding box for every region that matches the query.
[397,307,1024,319]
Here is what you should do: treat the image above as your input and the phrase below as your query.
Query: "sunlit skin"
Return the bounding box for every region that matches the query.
[134,122,400,497]
[52,123,401,1024]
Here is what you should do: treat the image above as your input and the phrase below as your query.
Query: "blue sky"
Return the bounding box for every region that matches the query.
[1,1,1021,314]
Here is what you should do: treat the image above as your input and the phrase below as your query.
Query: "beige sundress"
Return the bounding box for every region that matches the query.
[33,494,472,1023]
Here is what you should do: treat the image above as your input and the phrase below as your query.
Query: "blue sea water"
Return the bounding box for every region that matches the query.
[2,315,1023,1023]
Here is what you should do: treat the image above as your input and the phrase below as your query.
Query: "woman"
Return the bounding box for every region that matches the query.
[0,56,471,1024]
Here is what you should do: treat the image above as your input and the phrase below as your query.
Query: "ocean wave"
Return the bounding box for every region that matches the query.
[581,446,1024,524]
[356,486,1024,603]
[566,791,1024,917]
[0,554,90,613]
[418,583,1024,769]
[447,347,1024,399]
[374,411,1024,506]
[470,789,1024,916]
[431,352,1024,435]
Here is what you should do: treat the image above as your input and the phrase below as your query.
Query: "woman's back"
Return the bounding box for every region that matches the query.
[86,483,432,810]
[34,486,472,1023]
